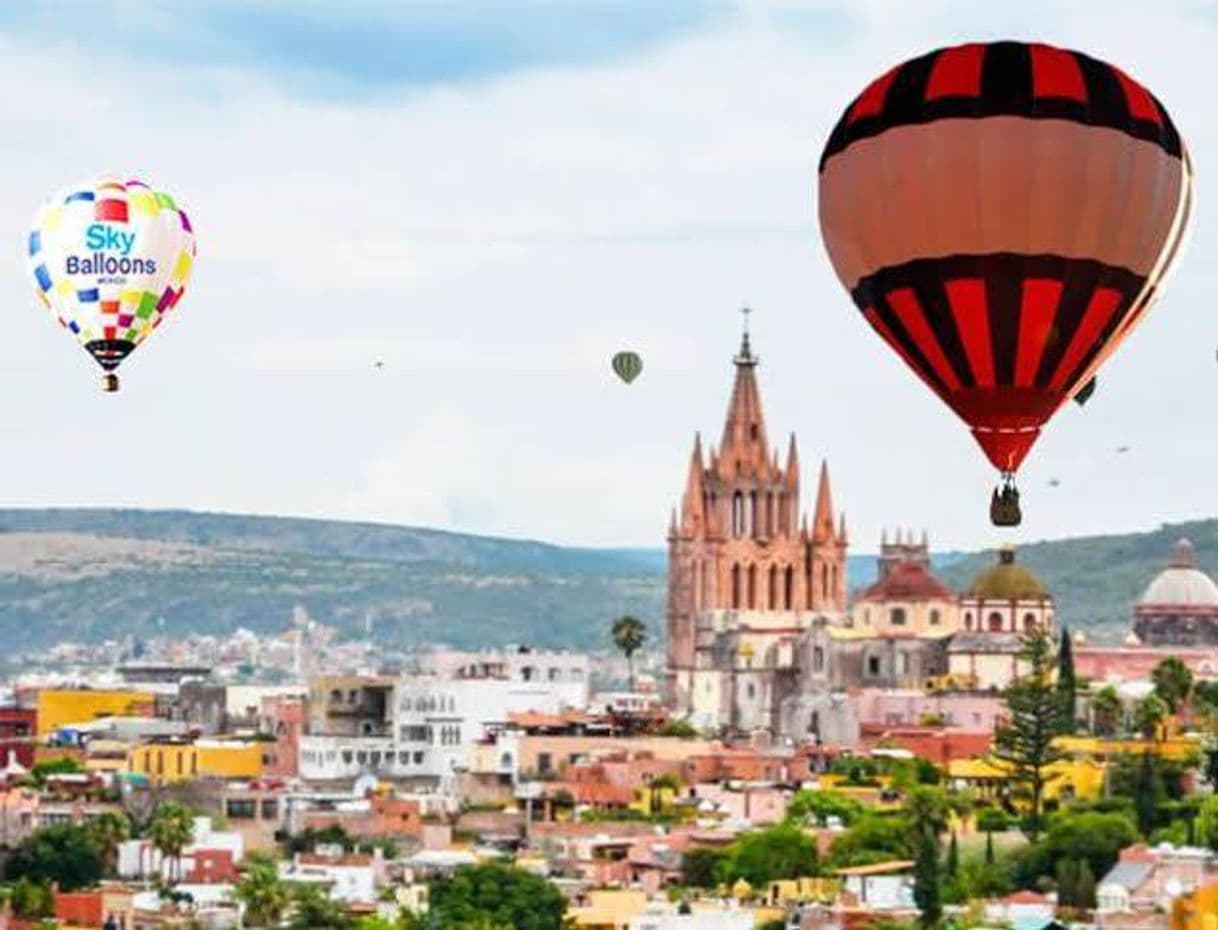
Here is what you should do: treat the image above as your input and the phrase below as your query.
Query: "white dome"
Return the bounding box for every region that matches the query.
[1139,539,1218,608]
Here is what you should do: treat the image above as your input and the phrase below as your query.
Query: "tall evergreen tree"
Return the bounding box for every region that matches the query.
[1076,859,1097,910]
[945,830,959,881]
[1056,626,1077,732]
[912,823,941,930]
[1056,858,1079,908]
[993,628,1065,842]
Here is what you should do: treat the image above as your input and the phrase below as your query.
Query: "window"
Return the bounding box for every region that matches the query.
[261,799,278,819]
[342,751,353,765]
[732,492,744,537]
[964,612,973,630]
[867,656,881,677]
[988,612,1004,632]
[1024,612,1037,632]
[890,608,906,626]
[356,751,368,765]
[548,667,561,681]
[329,689,342,703]
[538,752,554,774]
[399,752,409,764]
[731,564,742,609]
[413,752,424,765]
[226,799,256,820]
[784,566,794,609]
[500,752,512,770]
[747,565,757,609]
[370,751,382,766]
[929,610,940,625]
[813,646,825,673]
[746,683,756,699]
[768,565,778,609]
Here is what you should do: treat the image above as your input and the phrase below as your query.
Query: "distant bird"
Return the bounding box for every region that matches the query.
[1048,478,1061,488]
[1116,446,1131,454]
[373,360,384,369]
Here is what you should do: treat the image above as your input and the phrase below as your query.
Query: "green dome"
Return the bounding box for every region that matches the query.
[966,546,1048,600]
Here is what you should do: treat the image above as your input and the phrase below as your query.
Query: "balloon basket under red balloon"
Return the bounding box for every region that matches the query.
[101,373,119,393]
[990,474,1022,528]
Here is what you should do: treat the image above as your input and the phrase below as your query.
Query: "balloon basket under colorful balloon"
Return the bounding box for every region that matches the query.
[102,373,119,393]
[990,475,1022,528]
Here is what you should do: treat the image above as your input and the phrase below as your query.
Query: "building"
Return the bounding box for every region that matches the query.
[666,328,848,734]
[36,688,156,737]
[419,647,590,710]
[948,547,1055,690]
[126,738,264,785]
[1133,539,1218,647]
[829,533,957,690]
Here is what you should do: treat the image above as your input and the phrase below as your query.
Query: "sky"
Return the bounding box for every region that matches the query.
[0,0,1214,552]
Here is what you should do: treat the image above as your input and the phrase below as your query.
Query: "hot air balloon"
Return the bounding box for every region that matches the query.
[818,42,1192,526]
[1073,376,1097,407]
[612,350,642,384]
[27,176,196,392]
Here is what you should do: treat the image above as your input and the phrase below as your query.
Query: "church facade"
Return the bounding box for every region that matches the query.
[665,330,849,739]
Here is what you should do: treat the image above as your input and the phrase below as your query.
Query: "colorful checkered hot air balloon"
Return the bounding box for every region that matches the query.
[612,350,643,384]
[28,176,196,392]
[818,41,1192,526]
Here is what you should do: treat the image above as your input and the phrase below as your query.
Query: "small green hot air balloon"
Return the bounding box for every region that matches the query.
[612,350,642,384]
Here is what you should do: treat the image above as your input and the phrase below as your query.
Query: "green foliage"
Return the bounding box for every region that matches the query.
[1091,685,1123,737]
[84,811,131,877]
[1196,796,1218,851]
[1076,859,1097,910]
[975,807,1010,834]
[289,883,354,930]
[1056,627,1077,732]
[284,824,353,854]
[4,824,103,891]
[1014,809,1138,887]
[787,790,865,828]
[830,814,914,867]
[656,719,698,738]
[1151,657,1194,714]
[611,615,647,689]
[5,877,54,918]
[715,824,819,886]
[680,847,726,888]
[234,852,289,928]
[1133,694,1168,741]
[427,862,567,930]
[912,823,941,930]
[149,801,195,882]
[992,628,1065,841]
[30,756,84,784]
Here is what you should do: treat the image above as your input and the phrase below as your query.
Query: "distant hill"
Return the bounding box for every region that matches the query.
[0,508,1210,653]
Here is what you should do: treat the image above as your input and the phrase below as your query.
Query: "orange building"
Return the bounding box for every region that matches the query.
[666,326,847,717]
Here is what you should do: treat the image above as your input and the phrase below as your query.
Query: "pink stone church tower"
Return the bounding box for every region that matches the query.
[666,325,847,711]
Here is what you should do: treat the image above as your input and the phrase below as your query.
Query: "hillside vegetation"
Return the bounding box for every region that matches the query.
[0,509,1209,652]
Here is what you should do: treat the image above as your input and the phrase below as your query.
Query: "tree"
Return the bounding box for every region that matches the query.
[427,862,567,930]
[1056,626,1077,732]
[716,824,819,886]
[1197,796,1218,851]
[149,801,194,883]
[85,811,131,877]
[1013,809,1138,887]
[611,616,647,691]
[945,830,959,881]
[787,789,865,828]
[1152,657,1193,715]
[4,824,103,891]
[830,814,914,867]
[912,820,941,930]
[30,756,85,786]
[234,852,289,927]
[7,877,53,919]
[1076,858,1097,910]
[1092,686,1122,737]
[289,883,353,930]
[1055,858,1078,908]
[1134,694,1168,742]
[992,629,1065,841]
[647,773,682,817]
[680,847,726,888]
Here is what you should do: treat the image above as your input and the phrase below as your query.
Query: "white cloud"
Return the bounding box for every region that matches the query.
[0,3,1215,552]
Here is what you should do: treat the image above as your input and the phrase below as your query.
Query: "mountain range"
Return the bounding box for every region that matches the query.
[0,508,1211,654]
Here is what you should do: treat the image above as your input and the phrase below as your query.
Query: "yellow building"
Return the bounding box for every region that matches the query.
[568,890,648,929]
[127,739,263,785]
[1173,877,1218,930]
[1056,734,1199,763]
[37,689,156,737]
[948,756,1106,804]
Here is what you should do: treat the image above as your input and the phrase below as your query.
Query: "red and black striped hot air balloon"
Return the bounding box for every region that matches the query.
[818,41,1192,526]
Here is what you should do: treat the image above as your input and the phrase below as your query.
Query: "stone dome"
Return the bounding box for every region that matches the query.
[1138,539,1218,609]
[966,546,1048,600]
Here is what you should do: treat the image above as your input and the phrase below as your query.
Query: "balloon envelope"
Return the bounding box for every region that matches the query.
[612,350,642,384]
[28,176,196,378]
[819,41,1191,473]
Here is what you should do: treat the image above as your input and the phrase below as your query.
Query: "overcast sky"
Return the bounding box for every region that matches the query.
[0,1,1213,552]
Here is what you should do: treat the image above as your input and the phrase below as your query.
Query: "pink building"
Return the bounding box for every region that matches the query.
[693,783,788,825]
[856,690,1005,731]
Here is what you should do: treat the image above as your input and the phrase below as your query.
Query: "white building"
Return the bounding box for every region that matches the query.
[299,674,577,787]
[418,647,590,709]
[278,850,382,903]
[631,908,754,930]
[117,817,243,882]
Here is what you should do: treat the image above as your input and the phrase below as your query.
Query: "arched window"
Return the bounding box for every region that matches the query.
[964,612,973,630]
[784,566,794,610]
[890,608,907,626]
[766,492,775,537]
[747,565,757,609]
[747,683,756,699]
[821,564,829,601]
[813,646,825,673]
[929,609,941,626]
[1023,612,1037,632]
[830,564,838,600]
[732,492,744,537]
[988,612,1004,632]
[778,493,788,535]
[731,564,742,609]
[768,565,778,609]
[749,491,758,537]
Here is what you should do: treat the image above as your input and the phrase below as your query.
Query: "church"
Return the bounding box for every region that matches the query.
[665,327,1056,742]
[665,327,851,739]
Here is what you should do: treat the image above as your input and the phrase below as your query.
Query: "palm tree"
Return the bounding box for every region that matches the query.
[1134,694,1168,742]
[647,773,683,817]
[234,852,289,927]
[1091,685,1122,737]
[85,811,131,877]
[611,615,647,691]
[1151,657,1194,715]
[148,802,194,884]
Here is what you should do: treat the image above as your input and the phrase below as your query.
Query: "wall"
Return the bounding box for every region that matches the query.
[37,690,155,737]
